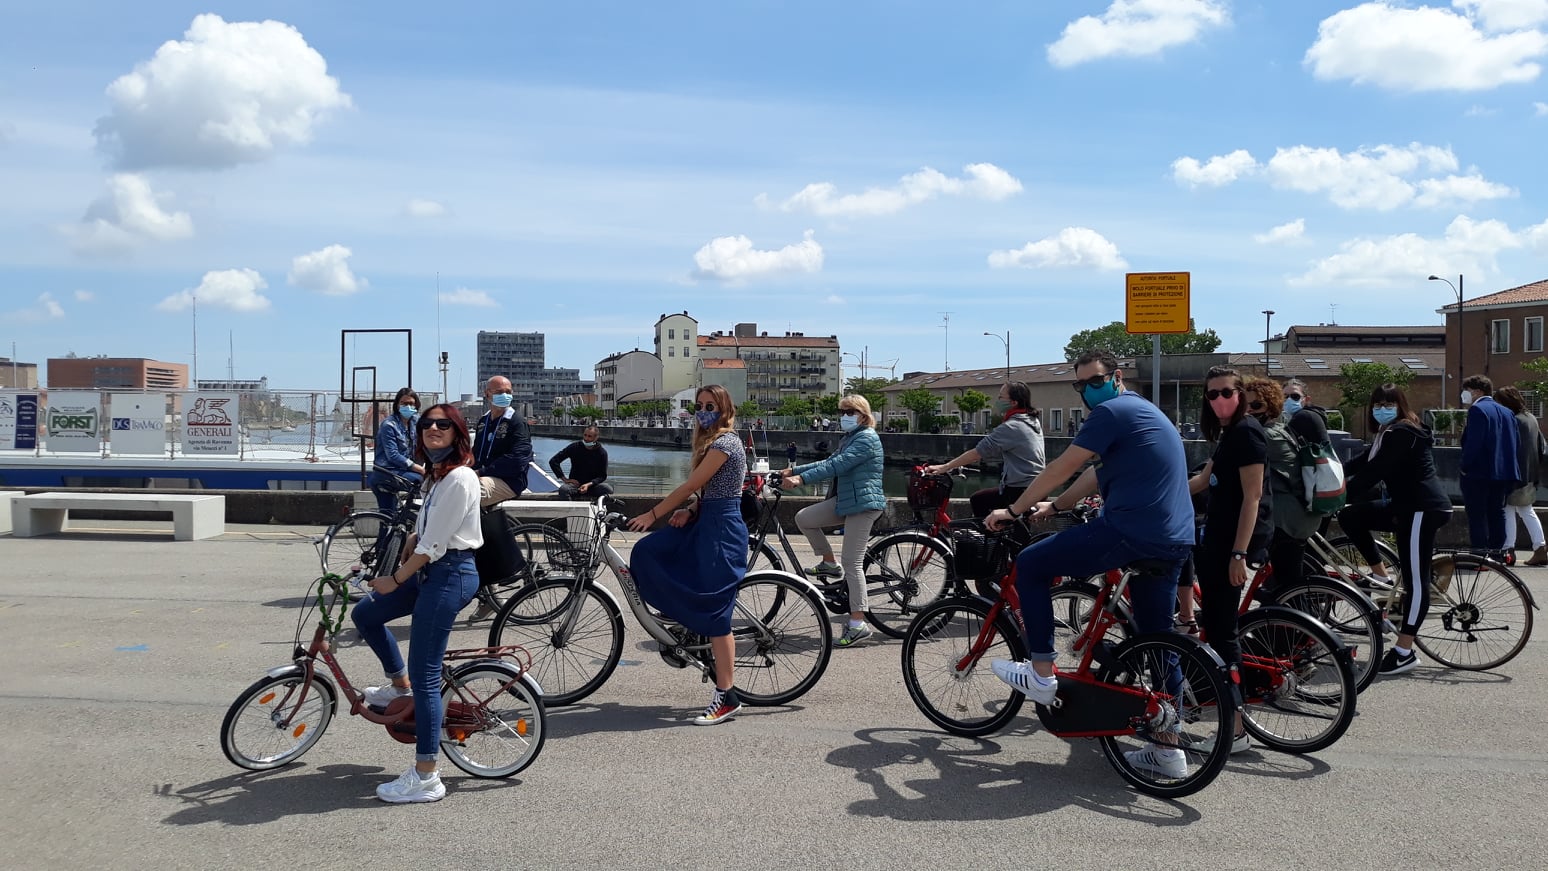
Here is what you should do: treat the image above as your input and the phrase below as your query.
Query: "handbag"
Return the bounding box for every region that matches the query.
[474,508,528,587]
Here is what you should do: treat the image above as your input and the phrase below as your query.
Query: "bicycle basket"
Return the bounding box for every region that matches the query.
[907,472,954,511]
[949,525,1013,581]
[740,474,766,525]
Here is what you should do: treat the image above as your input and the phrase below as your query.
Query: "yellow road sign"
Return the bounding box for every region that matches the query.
[1125,272,1191,334]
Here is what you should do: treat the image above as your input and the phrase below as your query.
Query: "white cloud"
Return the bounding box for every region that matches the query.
[1537,101,1548,114]
[73,290,95,302]
[823,294,846,305]
[1454,0,1548,31]
[158,268,271,312]
[692,230,824,282]
[1254,219,1306,245]
[1048,0,1229,67]
[405,198,447,218]
[1171,149,1257,187]
[4,293,66,324]
[439,288,497,307]
[761,163,1022,218]
[1264,143,1514,210]
[65,173,194,255]
[1464,104,1499,116]
[987,227,1129,270]
[287,244,366,296]
[1525,217,1548,247]
[1292,215,1526,286]
[94,14,350,169]
[1305,3,1548,92]
[1414,173,1518,207]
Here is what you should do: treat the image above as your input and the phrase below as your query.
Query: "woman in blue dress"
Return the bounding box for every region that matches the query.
[627,384,748,725]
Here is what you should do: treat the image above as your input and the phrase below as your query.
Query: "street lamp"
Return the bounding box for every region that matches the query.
[841,351,863,395]
[1429,274,1463,399]
[1261,310,1275,356]
[983,331,1010,383]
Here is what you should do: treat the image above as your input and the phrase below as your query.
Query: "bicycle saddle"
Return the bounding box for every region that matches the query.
[1124,558,1177,576]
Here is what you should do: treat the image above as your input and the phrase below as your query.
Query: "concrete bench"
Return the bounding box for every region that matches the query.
[0,491,15,535]
[11,492,226,541]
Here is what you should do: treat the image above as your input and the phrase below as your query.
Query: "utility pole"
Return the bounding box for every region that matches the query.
[1262,310,1275,355]
[440,351,450,402]
[938,312,953,371]
[192,293,198,385]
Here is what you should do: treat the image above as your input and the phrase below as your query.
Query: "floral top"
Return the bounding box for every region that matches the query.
[702,432,748,499]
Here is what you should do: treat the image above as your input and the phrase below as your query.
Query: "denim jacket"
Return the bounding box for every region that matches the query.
[373,415,415,472]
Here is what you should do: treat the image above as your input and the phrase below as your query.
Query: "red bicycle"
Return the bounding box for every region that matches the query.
[221,573,547,778]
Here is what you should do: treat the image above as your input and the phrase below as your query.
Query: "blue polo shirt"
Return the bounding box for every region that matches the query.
[1072,391,1193,547]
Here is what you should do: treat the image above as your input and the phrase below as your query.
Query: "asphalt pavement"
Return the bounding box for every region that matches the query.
[1,521,1545,870]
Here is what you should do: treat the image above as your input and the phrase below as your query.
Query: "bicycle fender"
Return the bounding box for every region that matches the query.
[266,663,309,681]
[867,528,956,558]
[1250,604,1343,643]
[742,568,826,601]
[451,659,544,697]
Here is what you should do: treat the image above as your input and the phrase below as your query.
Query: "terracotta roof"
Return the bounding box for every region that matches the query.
[882,361,1133,392]
[697,334,838,348]
[699,358,746,369]
[1440,278,1548,311]
[1228,351,1445,379]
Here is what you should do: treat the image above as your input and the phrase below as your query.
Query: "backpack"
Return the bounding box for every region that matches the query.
[1286,426,1346,516]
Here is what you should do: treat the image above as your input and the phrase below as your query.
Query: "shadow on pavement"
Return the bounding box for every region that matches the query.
[826,728,1204,825]
[544,700,787,735]
[1224,749,1332,781]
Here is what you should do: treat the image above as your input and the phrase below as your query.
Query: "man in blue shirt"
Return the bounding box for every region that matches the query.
[985,348,1196,777]
[1458,374,1521,550]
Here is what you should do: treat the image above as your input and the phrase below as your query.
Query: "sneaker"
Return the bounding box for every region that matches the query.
[834,623,873,648]
[467,599,499,623]
[1123,745,1188,779]
[806,562,842,579]
[361,684,412,708]
[990,659,1059,706]
[1232,731,1251,755]
[376,766,446,803]
[693,686,742,725]
[1378,647,1419,675]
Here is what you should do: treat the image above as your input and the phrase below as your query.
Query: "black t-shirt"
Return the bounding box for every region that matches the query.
[1205,415,1273,552]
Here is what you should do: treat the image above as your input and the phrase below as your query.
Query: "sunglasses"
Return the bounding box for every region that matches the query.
[1248,400,1266,411]
[1071,373,1113,393]
[694,403,717,412]
[418,418,455,431]
[838,407,856,414]
[1285,393,1303,402]
[1206,388,1239,400]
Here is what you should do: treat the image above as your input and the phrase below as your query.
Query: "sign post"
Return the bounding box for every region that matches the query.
[1125,272,1191,409]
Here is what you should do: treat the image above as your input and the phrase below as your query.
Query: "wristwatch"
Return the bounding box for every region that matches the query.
[1230,551,1247,561]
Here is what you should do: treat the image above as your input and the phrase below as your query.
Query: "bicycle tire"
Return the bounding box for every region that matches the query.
[900,595,1027,736]
[1097,634,1233,799]
[488,577,625,705]
[440,661,547,778]
[863,530,958,638]
[1270,578,1382,693]
[1314,535,1402,588]
[1051,579,1129,671]
[732,572,833,706]
[319,510,395,578]
[221,671,336,771]
[1237,607,1357,753]
[1412,553,1534,670]
[508,522,589,579]
[747,538,786,573]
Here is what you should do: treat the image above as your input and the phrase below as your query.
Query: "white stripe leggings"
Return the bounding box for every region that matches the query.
[1394,509,1452,637]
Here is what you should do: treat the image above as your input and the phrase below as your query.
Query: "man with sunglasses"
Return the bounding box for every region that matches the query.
[472,375,532,508]
[985,349,1194,775]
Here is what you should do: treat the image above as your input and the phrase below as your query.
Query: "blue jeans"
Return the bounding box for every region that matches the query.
[1013,514,1190,662]
[350,549,479,761]
[1459,475,1511,550]
[367,468,421,513]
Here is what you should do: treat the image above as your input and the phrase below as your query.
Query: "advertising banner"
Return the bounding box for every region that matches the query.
[181,392,241,454]
[45,391,102,452]
[109,394,169,455]
[0,392,40,450]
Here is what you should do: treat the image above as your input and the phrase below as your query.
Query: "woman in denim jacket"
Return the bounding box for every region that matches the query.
[367,387,425,511]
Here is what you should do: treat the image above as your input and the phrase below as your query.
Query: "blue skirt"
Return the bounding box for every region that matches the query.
[629,497,747,636]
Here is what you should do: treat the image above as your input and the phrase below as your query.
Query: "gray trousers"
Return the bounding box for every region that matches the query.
[795,499,883,612]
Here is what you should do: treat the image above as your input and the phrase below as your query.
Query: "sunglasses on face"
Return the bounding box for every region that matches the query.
[1206,388,1239,400]
[1248,400,1266,411]
[1285,393,1303,402]
[695,403,717,412]
[1071,373,1113,393]
[419,418,455,431]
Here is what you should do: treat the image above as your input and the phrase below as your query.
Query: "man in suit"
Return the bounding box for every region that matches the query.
[473,375,532,508]
[1459,374,1521,550]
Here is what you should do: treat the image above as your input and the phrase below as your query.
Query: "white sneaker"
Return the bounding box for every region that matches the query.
[362,685,412,708]
[990,659,1059,706]
[1124,745,1188,779]
[1231,731,1252,755]
[376,766,446,803]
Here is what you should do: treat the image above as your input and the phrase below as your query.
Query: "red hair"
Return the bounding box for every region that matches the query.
[413,403,474,479]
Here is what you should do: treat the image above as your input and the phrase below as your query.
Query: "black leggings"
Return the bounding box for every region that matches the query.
[1195,541,1266,672]
[1267,530,1307,591]
[1391,509,1451,637]
[969,485,1026,519]
[1338,501,1398,567]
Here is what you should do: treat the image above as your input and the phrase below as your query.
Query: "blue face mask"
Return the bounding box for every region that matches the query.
[491,392,512,408]
[1373,407,1398,426]
[839,414,859,432]
[695,410,720,429]
[398,405,417,420]
[582,440,599,448]
[1283,398,1303,416]
[1081,376,1120,410]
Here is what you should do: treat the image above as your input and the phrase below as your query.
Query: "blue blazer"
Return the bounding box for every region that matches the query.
[1461,397,1522,482]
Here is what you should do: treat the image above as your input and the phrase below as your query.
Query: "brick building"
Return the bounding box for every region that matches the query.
[47,356,187,390]
[1440,278,1548,407]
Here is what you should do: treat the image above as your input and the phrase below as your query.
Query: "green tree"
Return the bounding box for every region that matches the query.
[1518,356,1548,403]
[816,394,841,416]
[569,404,605,423]
[737,400,761,420]
[898,387,942,428]
[1063,319,1223,361]
[1337,362,1414,436]
[616,403,638,420]
[954,388,990,419]
[776,396,814,418]
[845,376,892,410]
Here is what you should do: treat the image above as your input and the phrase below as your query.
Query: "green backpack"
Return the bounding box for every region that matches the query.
[1288,427,1347,516]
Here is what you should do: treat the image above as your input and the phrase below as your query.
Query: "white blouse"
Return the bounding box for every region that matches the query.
[414,465,483,560]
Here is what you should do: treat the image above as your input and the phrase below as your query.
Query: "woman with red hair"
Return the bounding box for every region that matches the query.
[352,403,483,803]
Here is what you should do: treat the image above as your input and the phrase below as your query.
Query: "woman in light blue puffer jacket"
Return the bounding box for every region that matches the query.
[785,394,885,648]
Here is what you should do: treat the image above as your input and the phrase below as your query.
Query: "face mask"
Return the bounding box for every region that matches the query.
[582,440,598,448]
[839,414,859,432]
[1282,398,1302,416]
[491,392,513,408]
[1373,407,1398,426]
[398,405,417,420]
[1209,395,1240,420]
[1081,377,1120,410]
[426,445,454,463]
[1460,390,1473,405]
[695,410,720,429]
[992,399,1013,415]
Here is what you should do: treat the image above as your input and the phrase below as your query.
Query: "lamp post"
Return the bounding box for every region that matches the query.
[983,331,1010,383]
[1261,310,1275,356]
[1429,274,1463,399]
[842,351,862,397]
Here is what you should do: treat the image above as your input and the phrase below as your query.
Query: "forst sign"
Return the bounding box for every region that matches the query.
[45,392,101,452]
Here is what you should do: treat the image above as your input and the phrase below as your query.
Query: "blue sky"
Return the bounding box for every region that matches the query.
[3,1,1547,393]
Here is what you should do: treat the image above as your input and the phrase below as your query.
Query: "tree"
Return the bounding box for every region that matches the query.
[1518,357,1548,406]
[898,387,942,429]
[816,394,841,416]
[776,396,814,418]
[1337,362,1414,436]
[954,388,990,419]
[569,404,604,423]
[845,376,893,413]
[616,403,638,420]
[737,400,761,420]
[1063,319,1222,361]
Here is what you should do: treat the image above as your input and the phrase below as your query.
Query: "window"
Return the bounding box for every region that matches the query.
[1492,319,1510,354]
[668,329,675,339]
[682,346,689,358]
[1305,358,1329,370]
[1527,317,1544,354]
[668,347,675,357]
[1050,409,1063,432]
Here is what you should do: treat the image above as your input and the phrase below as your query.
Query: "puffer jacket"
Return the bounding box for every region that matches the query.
[793,426,885,515]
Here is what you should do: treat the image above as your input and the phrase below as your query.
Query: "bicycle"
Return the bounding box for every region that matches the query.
[900,514,1237,799]
[486,495,833,706]
[221,573,547,778]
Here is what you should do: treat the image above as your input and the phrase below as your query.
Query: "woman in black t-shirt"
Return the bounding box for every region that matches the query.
[1188,366,1273,754]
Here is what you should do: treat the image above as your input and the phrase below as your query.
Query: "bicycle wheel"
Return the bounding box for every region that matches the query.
[1098,634,1233,799]
[1413,554,1534,670]
[747,538,785,573]
[488,578,624,705]
[1271,578,1382,693]
[1314,536,1402,588]
[1051,579,1129,672]
[440,662,547,778]
[731,572,832,705]
[221,671,336,771]
[1237,608,1357,753]
[319,510,394,577]
[863,530,957,638]
[901,595,1026,736]
[508,522,589,580]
